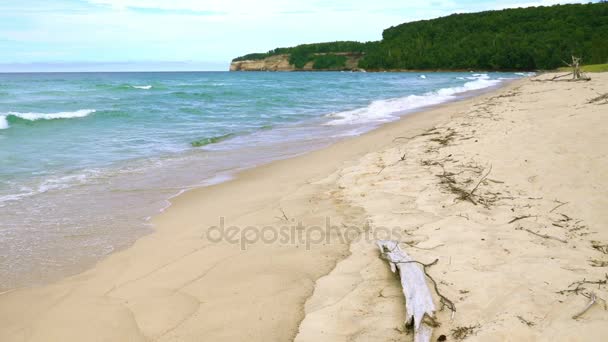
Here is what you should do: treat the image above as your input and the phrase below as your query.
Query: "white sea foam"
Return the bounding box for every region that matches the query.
[325,74,501,126]
[0,115,8,129]
[0,168,109,207]
[132,85,152,90]
[0,110,96,128]
[419,75,427,79]
[515,72,536,77]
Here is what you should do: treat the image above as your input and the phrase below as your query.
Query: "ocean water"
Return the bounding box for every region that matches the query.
[0,71,525,289]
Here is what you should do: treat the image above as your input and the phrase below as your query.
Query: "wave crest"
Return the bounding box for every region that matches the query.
[325,74,501,126]
[0,109,96,129]
[0,115,8,129]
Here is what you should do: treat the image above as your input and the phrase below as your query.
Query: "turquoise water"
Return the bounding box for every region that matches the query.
[0,71,524,289]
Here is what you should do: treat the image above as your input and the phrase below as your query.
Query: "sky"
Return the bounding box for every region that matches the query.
[0,0,590,71]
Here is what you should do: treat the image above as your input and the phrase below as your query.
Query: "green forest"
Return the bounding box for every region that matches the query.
[232,3,608,71]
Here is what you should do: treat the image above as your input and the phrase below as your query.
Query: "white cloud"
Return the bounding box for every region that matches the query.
[1,0,593,65]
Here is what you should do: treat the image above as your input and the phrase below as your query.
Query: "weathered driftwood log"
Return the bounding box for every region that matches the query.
[377,240,436,342]
[562,55,591,81]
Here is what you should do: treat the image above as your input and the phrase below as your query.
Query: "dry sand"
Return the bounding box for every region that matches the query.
[1,73,607,341]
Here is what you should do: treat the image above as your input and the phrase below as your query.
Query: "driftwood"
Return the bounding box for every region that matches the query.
[557,56,591,81]
[572,292,597,319]
[377,240,437,342]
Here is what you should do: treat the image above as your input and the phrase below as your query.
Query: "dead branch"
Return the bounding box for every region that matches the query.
[550,201,569,213]
[552,72,573,80]
[508,215,536,224]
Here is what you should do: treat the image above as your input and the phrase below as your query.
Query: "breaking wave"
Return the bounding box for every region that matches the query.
[0,109,96,129]
[325,74,501,126]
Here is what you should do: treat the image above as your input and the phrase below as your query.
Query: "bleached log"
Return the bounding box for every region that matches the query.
[377,240,436,342]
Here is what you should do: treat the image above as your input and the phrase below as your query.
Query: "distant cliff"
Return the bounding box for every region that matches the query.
[230,52,364,72]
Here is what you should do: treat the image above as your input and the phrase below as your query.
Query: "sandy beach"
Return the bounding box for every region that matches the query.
[1,72,607,341]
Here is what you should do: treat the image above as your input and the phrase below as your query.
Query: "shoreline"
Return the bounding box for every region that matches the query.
[0,74,515,289]
[2,73,606,341]
[0,79,522,340]
[0,72,514,292]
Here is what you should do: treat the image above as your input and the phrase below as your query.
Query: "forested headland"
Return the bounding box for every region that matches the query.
[231,3,608,71]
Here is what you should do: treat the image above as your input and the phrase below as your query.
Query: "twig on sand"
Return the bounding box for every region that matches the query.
[508,215,536,224]
[517,315,535,327]
[276,207,290,221]
[393,128,440,142]
[377,153,407,175]
[434,163,495,206]
[516,227,567,243]
[549,201,569,213]
[403,241,445,251]
[557,275,608,296]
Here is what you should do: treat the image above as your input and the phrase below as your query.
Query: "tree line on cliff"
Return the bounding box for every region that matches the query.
[232,3,608,71]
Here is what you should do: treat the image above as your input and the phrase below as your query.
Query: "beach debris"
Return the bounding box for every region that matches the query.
[591,241,608,254]
[589,259,608,268]
[377,240,455,342]
[552,56,591,81]
[515,227,567,244]
[377,151,407,175]
[572,292,599,319]
[451,324,479,340]
[517,315,535,327]
[507,215,536,224]
[436,164,493,207]
[549,200,569,213]
[557,274,608,296]
[275,207,290,221]
[588,93,608,105]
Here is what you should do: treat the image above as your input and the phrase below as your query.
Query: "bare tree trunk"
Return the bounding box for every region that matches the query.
[571,55,582,80]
